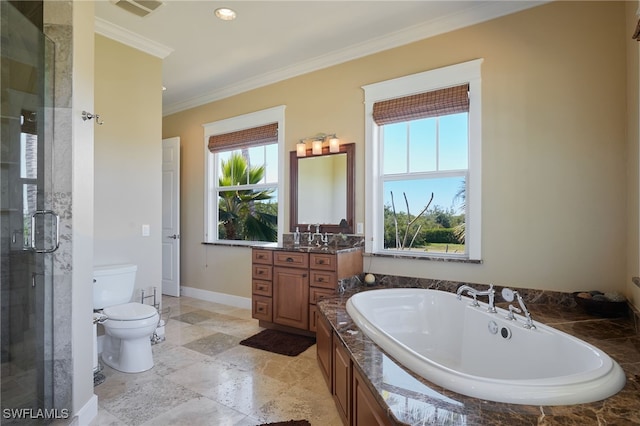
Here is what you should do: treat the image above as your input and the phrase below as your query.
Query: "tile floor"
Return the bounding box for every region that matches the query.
[90,296,342,426]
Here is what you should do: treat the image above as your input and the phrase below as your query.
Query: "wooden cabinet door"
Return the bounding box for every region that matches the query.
[273,267,309,329]
[316,313,332,388]
[333,335,351,426]
[353,368,391,426]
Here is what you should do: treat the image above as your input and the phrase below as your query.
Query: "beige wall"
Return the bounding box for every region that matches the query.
[627,1,640,311]
[163,1,630,299]
[94,35,163,303]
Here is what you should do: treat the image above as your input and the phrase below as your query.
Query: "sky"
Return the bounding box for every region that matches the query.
[382,113,468,215]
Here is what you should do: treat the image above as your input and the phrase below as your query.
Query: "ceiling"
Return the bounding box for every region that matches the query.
[94,1,544,116]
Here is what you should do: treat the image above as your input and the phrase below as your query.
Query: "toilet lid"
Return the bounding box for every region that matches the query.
[103,303,157,321]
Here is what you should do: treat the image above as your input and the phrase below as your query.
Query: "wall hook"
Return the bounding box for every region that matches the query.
[81,110,104,125]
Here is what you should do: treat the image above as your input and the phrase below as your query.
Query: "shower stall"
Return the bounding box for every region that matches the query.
[1,1,59,422]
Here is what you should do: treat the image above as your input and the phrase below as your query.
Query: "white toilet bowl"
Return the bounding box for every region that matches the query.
[100,302,159,373]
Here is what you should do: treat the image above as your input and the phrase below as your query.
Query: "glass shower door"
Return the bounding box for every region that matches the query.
[1,1,57,423]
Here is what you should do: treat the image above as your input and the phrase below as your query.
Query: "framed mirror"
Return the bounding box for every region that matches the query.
[290,143,355,234]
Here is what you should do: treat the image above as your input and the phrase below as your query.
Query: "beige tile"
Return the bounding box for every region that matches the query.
[138,396,247,426]
[150,343,209,376]
[88,407,122,426]
[254,382,342,425]
[164,320,217,345]
[198,314,263,339]
[183,332,242,357]
[165,358,289,416]
[90,296,340,426]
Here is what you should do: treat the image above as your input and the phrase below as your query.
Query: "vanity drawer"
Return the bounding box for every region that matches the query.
[310,253,336,271]
[252,295,272,322]
[310,270,337,289]
[252,264,272,281]
[253,249,273,265]
[273,251,309,268]
[252,279,272,297]
[310,287,335,305]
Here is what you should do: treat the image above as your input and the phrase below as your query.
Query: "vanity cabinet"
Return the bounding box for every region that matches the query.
[316,312,333,387]
[251,249,273,322]
[273,266,309,329]
[317,311,392,426]
[353,368,392,426]
[308,250,362,332]
[333,333,352,425]
[251,248,362,334]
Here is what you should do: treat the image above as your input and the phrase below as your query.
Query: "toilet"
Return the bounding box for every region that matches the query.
[93,264,159,373]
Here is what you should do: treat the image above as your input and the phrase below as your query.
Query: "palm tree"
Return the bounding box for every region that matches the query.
[218,153,277,241]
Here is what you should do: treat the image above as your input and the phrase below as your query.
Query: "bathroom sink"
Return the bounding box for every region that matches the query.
[346,288,626,406]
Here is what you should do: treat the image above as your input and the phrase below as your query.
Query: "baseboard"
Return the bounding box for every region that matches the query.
[180,286,251,310]
[74,394,98,426]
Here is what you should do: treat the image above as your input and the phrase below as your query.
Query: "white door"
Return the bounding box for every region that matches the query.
[162,137,181,296]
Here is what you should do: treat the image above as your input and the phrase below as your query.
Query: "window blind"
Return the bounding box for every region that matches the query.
[208,122,278,153]
[372,83,469,126]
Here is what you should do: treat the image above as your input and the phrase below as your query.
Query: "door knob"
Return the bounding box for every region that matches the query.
[167,234,179,239]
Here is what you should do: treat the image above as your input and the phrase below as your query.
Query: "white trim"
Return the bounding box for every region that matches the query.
[162,2,545,115]
[74,394,98,426]
[180,286,252,310]
[95,17,173,59]
[203,106,286,245]
[363,59,483,260]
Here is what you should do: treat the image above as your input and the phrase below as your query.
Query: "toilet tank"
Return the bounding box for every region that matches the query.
[93,264,138,310]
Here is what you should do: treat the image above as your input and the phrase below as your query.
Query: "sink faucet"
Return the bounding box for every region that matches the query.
[309,224,322,246]
[456,284,496,313]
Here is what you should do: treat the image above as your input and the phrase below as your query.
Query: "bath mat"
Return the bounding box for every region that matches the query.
[239,329,315,356]
[258,421,311,426]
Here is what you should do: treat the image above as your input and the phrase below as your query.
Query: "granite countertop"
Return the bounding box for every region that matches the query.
[254,244,363,255]
[317,287,640,425]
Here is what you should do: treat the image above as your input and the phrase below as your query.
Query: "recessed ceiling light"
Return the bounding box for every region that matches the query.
[215,7,236,21]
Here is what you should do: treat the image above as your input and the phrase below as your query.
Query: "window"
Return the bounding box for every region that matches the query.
[204,106,285,244]
[363,60,482,260]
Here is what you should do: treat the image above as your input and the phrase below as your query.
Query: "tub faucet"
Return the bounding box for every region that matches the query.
[456,284,496,313]
[514,291,536,329]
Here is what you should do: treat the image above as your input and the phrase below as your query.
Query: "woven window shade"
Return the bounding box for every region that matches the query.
[372,84,469,126]
[208,122,278,153]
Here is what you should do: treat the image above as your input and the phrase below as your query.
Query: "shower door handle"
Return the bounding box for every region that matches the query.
[30,210,60,253]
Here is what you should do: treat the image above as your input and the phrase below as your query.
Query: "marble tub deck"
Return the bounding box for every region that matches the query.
[318,290,640,426]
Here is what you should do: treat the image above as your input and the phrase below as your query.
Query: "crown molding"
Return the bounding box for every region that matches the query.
[163,1,546,116]
[95,17,173,59]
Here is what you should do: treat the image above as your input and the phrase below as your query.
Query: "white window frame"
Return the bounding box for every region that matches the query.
[363,59,482,260]
[203,105,286,245]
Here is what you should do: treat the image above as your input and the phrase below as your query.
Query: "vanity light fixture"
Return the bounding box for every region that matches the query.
[329,136,340,153]
[215,7,237,21]
[296,140,307,157]
[312,140,323,155]
[297,133,339,157]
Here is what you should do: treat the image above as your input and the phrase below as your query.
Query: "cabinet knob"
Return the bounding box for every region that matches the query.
[286,257,294,262]
[318,260,325,264]
[318,277,324,282]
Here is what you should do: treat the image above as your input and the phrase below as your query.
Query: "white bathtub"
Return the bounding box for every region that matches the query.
[345,288,626,406]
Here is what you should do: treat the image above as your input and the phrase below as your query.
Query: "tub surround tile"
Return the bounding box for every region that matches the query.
[318,287,640,426]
